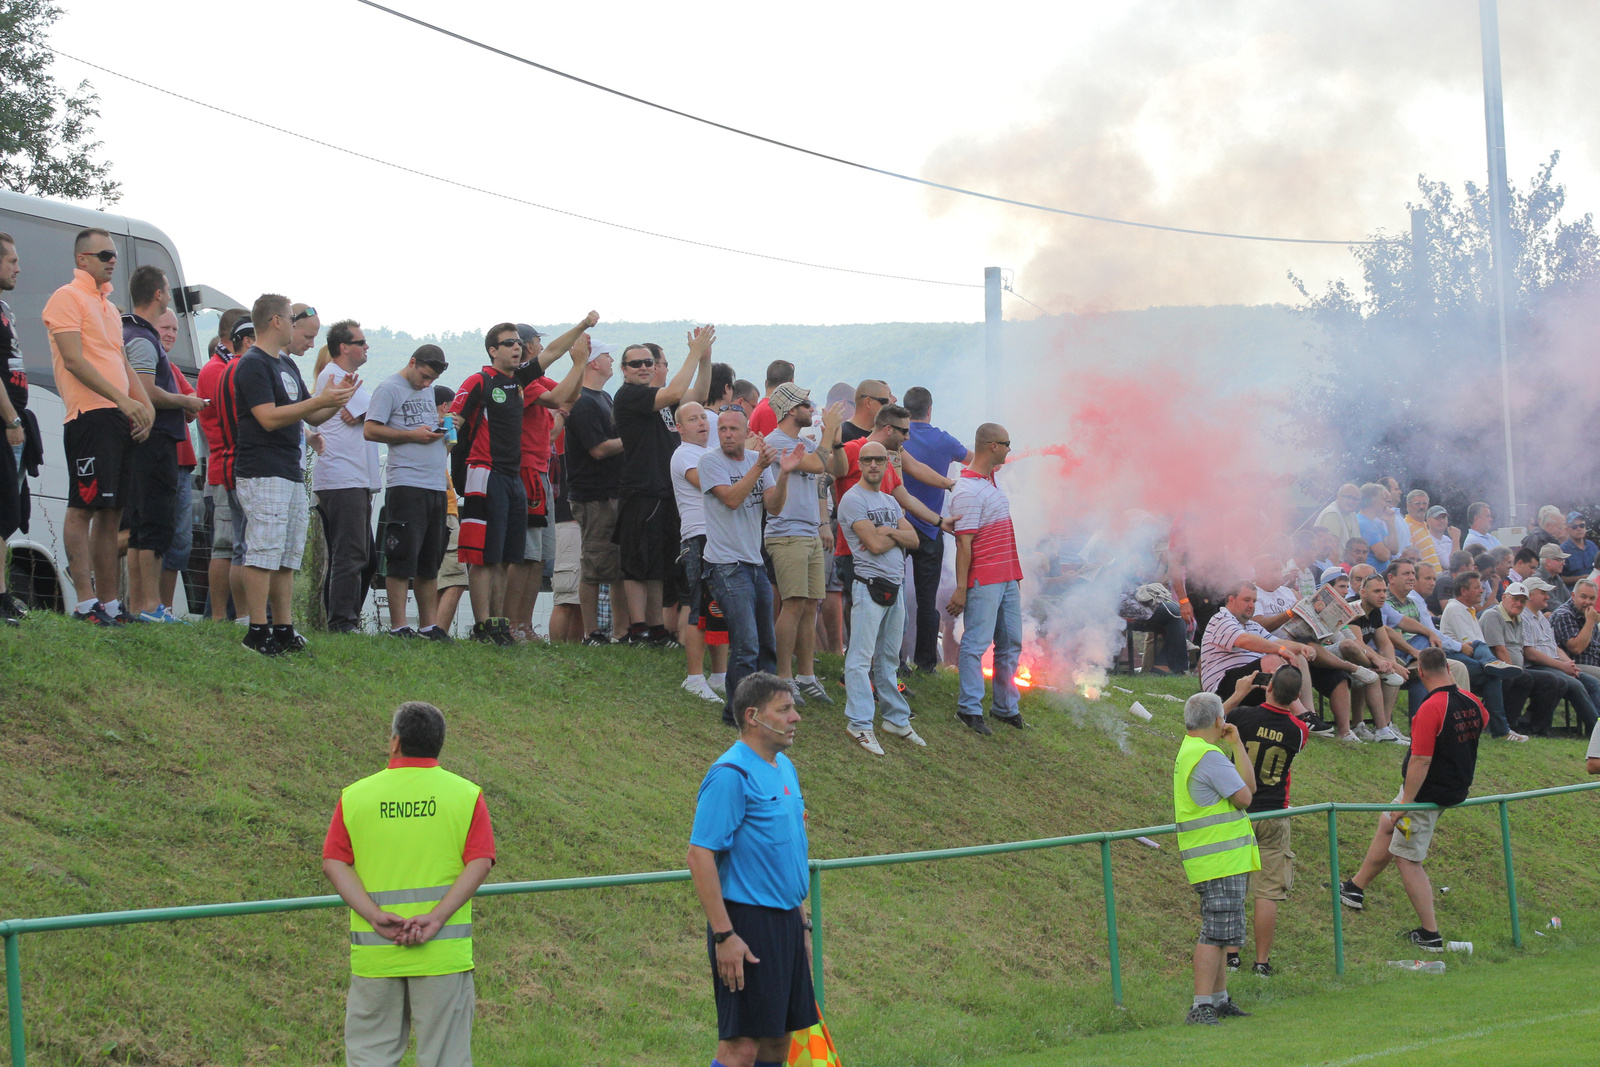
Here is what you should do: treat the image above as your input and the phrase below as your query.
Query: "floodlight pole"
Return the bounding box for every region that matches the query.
[1478,0,1519,524]
[984,267,1002,418]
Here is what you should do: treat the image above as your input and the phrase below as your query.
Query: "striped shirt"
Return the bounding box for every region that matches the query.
[1200,610,1273,693]
[950,468,1021,587]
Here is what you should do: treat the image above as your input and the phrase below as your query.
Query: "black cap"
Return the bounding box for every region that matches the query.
[433,384,455,408]
[516,323,543,343]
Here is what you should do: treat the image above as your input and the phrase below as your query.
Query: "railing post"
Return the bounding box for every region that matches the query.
[5,931,23,1066]
[1499,801,1522,948]
[1099,838,1124,1007]
[1327,807,1345,976]
[809,863,825,1016]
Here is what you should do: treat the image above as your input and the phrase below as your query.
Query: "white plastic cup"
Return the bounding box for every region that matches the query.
[1129,701,1153,721]
[1446,941,1473,954]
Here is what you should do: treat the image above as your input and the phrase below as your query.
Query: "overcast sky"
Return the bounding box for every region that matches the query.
[46,0,1600,332]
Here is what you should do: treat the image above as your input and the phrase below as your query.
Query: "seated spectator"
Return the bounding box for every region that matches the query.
[1519,575,1599,733]
[1313,528,1338,573]
[1475,553,1501,614]
[1340,537,1368,573]
[1401,490,1440,569]
[1480,582,1566,737]
[1379,477,1413,555]
[1354,483,1400,570]
[1488,546,1514,601]
[1438,573,1527,742]
[1431,550,1474,611]
[1285,530,1322,598]
[1421,506,1459,569]
[1552,578,1600,684]
[1520,505,1567,554]
[1537,544,1572,608]
[1383,559,1473,699]
[1560,512,1595,588]
[1510,547,1537,585]
[1198,580,1319,714]
[1462,501,1502,554]
[1318,484,1362,552]
[1342,574,1410,743]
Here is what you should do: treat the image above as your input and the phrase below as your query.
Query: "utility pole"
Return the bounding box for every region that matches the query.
[984,266,1002,418]
[1478,0,1519,524]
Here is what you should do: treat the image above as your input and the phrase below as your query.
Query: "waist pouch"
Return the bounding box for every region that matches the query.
[864,576,900,607]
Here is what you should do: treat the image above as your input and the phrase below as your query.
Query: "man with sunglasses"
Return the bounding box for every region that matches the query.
[566,337,632,645]
[43,227,156,625]
[315,317,381,633]
[614,331,715,648]
[840,380,891,444]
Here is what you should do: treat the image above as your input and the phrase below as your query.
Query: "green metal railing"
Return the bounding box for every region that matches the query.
[3,781,1597,1064]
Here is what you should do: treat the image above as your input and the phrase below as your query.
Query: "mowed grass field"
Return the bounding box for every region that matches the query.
[1,613,1597,1064]
[979,940,1600,1066]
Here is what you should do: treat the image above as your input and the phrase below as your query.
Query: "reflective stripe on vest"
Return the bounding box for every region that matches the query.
[1172,734,1261,885]
[340,764,483,978]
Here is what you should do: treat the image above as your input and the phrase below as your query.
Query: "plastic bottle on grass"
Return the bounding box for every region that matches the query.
[1387,960,1446,973]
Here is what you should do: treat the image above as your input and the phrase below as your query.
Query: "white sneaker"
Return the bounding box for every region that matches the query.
[1354,723,1377,742]
[1500,730,1529,743]
[846,728,885,755]
[1336,730,1366,743]
[681,676,722,703]
[1373,726,1408,745]
[881,721,927,746]
[1350,666,1379,686]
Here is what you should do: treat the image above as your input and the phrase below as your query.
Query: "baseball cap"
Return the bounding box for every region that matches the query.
[230,318,255,342]
[588,341,617,365]
[1522,575,1557,593]
[1426,505,1449,519]
[1503,581,1530,598]
[433,384,455,407]
[769,382,812,421]
[1539,543,1570,561]
[1320,567,1346,586]
[1567,511,1588,526]
[516,323,543,344]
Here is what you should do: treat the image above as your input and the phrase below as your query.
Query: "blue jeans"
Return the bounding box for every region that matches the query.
[1449,646,1511,736]
[710,561,775,722]
[846,579,912,732]
[162,469,195,575]
[958,580,1022,719]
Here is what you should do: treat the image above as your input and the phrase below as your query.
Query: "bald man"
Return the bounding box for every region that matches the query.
[841,380,891,444]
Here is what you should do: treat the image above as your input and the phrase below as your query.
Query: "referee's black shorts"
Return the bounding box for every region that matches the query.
[708,902,819,1041]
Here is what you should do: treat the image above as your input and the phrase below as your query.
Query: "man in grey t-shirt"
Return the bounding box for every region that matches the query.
[838,441,922,753]
[362,346,451,640]
[698,407,804,724]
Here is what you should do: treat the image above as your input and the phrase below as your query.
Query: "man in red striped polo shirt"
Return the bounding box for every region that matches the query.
[948,423,1025,735]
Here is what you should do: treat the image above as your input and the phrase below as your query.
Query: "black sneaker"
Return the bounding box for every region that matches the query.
[1405,928,1444,952]
[73,602,123,627]
[1252,961,1275,978]
[1185,1003,1220,1026]
[955,712,993,736]
[646,625,683,649]
[242,627,283,657]
[274,626,308,653]
[1306,717,1337,738]
[1339,879,1365,910]
[388,626,421,639]
[420,625,454,643]
[621,625,651,646]
[1214,998,1252,1018]
[490,618,516,647]
[994,713,1027,730]
[583,629,617,646]
[470,621,496,643]
[1226,952,1241,972]
[0,592,28,620]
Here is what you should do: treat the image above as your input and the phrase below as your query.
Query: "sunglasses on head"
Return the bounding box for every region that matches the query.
[292,306,318,323]
[622,358,655,369]
[83,249,117,262]
[418,359,448,373]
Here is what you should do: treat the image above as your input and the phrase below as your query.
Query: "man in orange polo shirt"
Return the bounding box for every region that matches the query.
[44,227,155,625]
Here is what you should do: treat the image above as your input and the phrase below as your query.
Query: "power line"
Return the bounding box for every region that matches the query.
[356,0,1397,247]
[1002,286,1049,315]
[46,47,982,291]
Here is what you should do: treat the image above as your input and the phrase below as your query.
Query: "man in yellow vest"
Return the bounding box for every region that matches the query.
[322,701,496,1066]
[1174,691,1260,1026]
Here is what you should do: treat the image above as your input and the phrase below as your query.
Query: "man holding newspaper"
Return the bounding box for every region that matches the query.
[1199,581,1322,713]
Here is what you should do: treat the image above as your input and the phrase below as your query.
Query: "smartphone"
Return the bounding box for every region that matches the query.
[1253,671,1273,686]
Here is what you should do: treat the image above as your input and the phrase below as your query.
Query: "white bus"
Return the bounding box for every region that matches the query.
[2,188,241,613]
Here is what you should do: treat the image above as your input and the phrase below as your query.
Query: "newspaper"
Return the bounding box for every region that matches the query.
[1282,584,1361,644]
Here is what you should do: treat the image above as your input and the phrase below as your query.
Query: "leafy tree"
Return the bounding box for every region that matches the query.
[1294,151,1600,512]
[0,0,119,204]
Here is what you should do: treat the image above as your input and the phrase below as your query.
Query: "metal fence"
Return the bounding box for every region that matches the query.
[4,780,1597,1065]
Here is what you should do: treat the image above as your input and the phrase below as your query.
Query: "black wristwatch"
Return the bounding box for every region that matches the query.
[712,929,736,945]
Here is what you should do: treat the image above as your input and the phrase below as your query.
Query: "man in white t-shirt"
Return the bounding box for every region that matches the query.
[314,318,381,632]
[670,401,726,702]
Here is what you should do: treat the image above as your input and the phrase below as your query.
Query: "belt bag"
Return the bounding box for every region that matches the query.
[864,576,900,607]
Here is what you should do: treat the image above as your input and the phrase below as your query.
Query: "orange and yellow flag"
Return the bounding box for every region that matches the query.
[787,1010,842,1066]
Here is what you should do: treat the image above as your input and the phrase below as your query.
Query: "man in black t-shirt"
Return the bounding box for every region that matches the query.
[232,293,354,655]
[1222,666,1310,977]
[565,342,628,644]
[612,327,714,647]
[0,232,30,622]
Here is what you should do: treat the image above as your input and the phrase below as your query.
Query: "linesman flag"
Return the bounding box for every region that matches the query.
[787,1009,842,1065]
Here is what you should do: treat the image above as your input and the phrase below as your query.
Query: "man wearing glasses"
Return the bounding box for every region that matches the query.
[43,227,156,625]
[840,379,891,444]
[314,317,381,633]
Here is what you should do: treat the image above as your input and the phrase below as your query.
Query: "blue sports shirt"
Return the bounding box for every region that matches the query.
[689,740,810,910]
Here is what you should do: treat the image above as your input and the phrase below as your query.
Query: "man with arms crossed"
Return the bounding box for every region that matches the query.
[687,673,817,1067]
[44,227,156,625]
[1174,691,1259,1025]
[839,440,924,754]
[233,294,354,654]
[322,702,495,1067]
[1221,666,1309,978]
[1340,648,1487,953]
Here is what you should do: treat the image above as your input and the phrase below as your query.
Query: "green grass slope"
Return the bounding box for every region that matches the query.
[0,616,1596,1065]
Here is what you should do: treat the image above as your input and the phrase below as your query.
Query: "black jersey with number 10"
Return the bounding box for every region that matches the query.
[1228,703,1309,812]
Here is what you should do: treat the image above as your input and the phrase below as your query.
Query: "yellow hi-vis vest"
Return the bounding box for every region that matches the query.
[1173,734,1261,885]
[341,764,482,978]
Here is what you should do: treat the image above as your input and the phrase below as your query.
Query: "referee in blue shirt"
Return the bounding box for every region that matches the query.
[688,671,818,1067]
